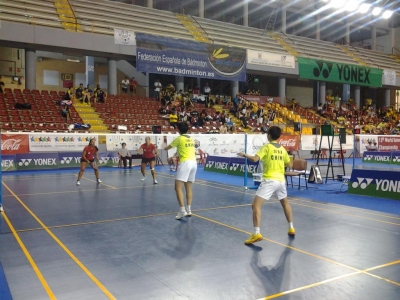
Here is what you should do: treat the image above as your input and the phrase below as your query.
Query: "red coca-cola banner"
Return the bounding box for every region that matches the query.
[1,134,30,154]
[277,134,300,151]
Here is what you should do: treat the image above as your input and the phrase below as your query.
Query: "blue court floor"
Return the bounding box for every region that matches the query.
[0,165,399,300]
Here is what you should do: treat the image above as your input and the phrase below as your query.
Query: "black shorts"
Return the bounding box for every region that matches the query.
[142,157,155,164]
[81,158,94,163]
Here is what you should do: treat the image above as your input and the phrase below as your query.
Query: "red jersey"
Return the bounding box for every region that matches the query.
[141,143,156,159]
[83,145,98,161]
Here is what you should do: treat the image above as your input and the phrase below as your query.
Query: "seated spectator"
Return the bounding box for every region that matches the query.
[222,95,229,105]
[61,104,71,121]
[220,111,227,124]
[64,86,74,101]
[167,152,179,171]
[193,86,200,98]
[121,77,129,94]
[0,82,5,95]
[230,124,237,133]
[118,143,133,169]
[169,110,179,128]
[75,83,84,102]
[197,115,205,127]
[166,83,175,95]
[219,123,228,134]
[82,84,93,104]
[0,75,4,87]
[94,84,107,103]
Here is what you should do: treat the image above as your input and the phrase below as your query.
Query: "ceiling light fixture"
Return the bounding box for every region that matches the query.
[358,3,371,14]
[382,10,393,19]
[372,7,382,16]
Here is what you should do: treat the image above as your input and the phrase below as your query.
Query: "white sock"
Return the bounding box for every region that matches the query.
[187,205,191,211]
[289,222,294,228]
[180,207,186,213]
[254,227,260,234]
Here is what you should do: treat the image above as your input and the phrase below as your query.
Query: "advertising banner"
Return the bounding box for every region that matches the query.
[297,57,383,87]
[357,135,400,154]
[29,133,98,152]
[382,69,396,86]
[16,153,59,171]
[204,156,258,177]
[247,50,295,68]
[391,152,400,165]
[301,135,354,151]
[348,169,400,200]
[362,151,391,164]
[136,33,246,82]
[98,152,120,167]
[1,134,29,154]
[106,134,164,151]
[58,152,84,169]
[1,155,17,172]
[204,156,231,174]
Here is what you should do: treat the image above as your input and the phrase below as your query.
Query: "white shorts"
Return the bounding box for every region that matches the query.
[176,160,197,182]
[255,179,287,200]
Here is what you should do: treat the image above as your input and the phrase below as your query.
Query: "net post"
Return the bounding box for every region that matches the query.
[352,134,356,170]
[0,133,3,212]
[244,133,248,190]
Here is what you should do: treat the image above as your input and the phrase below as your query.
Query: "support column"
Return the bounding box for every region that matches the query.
[354,85,361,109]
[145,73,150,98]
[345,22,350,44]
[147,0,153,8]
[85,56,94,88]
[243,0,248,27]
[342,84,350,103]
[371,26,377,51]
[25,49,36,90]
[315,15,320,40]
[279,77,286,105]
[390,27,395,52]
[385,89,391,107]
[281,5,286,34]
[231,81,239,98]
[196,78,201,90]
[107,58,117,96]
[198,0,204,18]
[319,81,326,104]
[175,76,184,93]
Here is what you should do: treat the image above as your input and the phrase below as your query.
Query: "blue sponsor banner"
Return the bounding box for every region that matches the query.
[391,151,400,165]
[16,153,59,171]
[58,152,82,169]
[1,155,16,172]
[348,169,400,200]
[362,151,391,164]
[204,155,258,177]
[136,33,246,82]
[204,155,230,174]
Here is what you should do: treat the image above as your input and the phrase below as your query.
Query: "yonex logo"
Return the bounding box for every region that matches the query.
[352,178,374,190]
[364,155,374,161]
[393,156,400,163]
[205,161,214,168]
[18,159,32,166]
[60,157,73,165]
[313,61,334,78]
[98,157,110,165]
[230,163,241,171]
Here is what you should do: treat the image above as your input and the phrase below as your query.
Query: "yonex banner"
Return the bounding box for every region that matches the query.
[136,33,246,82]
[297,57,382,87]
[362,151,391,164]
[16,153,59,171]
[348,169,400,200]
[58,152,84,169]
[1,155,16,172]
[391,152,400,165]
[204,156,258,177]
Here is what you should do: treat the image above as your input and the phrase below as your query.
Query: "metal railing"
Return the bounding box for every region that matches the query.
[279,31,308,57]
[341,40,380,68]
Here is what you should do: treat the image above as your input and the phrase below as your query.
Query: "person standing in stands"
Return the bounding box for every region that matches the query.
[203,82,211,107]
[75,83,84,102]
[137,137,158,184]
[121,76,129,94]
[76,138,102,186]
[237,126,295,245]
[154,79,162,101]
[129,77,137,95]
[164,122,197,220]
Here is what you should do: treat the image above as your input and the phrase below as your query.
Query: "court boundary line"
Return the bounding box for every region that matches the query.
[1,211,56,299]
[193,214,400,290]
[2,182,116,300]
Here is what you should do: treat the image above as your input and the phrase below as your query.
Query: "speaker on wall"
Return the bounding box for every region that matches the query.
[339,128,346,144]
[294,122,301,132]
[152,125,161,134]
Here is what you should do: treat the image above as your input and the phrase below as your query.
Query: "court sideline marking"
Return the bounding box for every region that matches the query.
[1,211,56,299]
[2,182,116,300]
[193,214,400,289]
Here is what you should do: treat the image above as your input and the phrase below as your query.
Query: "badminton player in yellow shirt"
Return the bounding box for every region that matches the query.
[238,126,295,245]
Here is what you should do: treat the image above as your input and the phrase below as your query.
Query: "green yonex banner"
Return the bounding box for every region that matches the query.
[297,57,383,87]
[204,156,258,177]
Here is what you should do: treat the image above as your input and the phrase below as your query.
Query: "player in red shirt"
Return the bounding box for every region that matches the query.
[137,137,158,184]
[76,138,101,186]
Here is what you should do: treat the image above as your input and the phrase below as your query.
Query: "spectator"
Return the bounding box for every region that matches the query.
[64,86,74,101]
[61,104,71,121]
[0,75,4,87]
[94,84,107,103]
[219,123,228,134]
[75,83,84,102]
[129,77,137,95]
[166,83,176,95]
[118,143,132,169]
[82,84,93,104]
[154,79,162,101]
[168,152,179,171]
[222,95,229,105]
[169,110,179,128]
[0,82,4,95]
[203,82,211,107]
[121,77,129,94]
[193,86,200,99]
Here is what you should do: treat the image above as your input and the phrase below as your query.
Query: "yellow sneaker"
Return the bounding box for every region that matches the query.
[244,233,263,245]
[288,227,295,237]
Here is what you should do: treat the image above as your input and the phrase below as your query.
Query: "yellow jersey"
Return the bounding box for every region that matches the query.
[256,142,290,182]
[170,135,196,162]
[169,114,178,123]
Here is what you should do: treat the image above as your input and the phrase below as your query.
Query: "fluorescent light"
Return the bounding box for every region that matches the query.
[322,0,329,2]
[382,10,393,19]
[358,3,371,14]
[330,0,346,9]
[344,0,360,12]
[372,7,382,16]
[67,59,80,62]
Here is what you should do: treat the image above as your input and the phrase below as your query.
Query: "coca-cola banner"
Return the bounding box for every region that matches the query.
[1,155,17,171]
[1,134,29,155]
[246,134,299,155]
[301,135,354,151]
[29,133,98,152]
